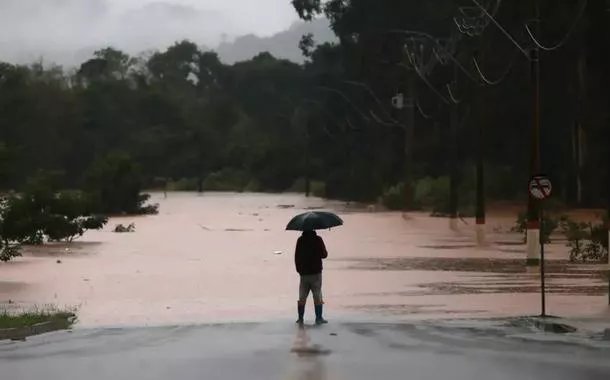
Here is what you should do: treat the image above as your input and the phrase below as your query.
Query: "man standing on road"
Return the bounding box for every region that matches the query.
[295,230,328,325]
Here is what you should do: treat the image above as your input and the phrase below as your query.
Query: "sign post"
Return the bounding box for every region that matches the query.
[528,174,552,317]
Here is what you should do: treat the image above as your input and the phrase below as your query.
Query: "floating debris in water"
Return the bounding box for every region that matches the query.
[274,251,283,255]
[114,223,135,233]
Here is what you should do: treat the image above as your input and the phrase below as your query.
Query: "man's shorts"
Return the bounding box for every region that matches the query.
[298,273,323,304]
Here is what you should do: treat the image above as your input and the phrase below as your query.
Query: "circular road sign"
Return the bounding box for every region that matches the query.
[528,175,552,200]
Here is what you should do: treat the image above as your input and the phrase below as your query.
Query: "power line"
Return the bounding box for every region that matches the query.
[342,80,401,125]
[369,110,404,129]
[524,0,588,51]
[415,98,443,120]
[472,50,516,85]
[446,82,462,104]
[316,86,373,123]
[471,0,530,59]
[400,59,451,105]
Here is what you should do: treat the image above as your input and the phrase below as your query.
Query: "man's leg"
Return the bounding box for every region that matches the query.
[311,274,327,324]
[297,276,310,324]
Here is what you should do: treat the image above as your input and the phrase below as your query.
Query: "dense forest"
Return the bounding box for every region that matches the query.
[0,0,608,215]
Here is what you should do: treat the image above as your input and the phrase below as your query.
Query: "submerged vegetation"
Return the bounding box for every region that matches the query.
[0,306,76,330]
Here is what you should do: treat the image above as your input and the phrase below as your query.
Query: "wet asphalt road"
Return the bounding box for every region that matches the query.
[2,319,610,380]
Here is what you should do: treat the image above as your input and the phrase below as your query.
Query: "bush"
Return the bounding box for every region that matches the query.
[202,169,249,192]
[0,241,21,262]
[133,193,159,215]
[381,182,408,211]
[0,189,109,245]
[0,173,110,261]
[244,179,262,193]
[167,178,199,191]
[288,178,326,198]
[560,215,608,263]
[511,211,561,244]
[85,152,158,215]
[383,175,474,215]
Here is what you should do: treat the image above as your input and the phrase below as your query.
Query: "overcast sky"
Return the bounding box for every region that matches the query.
[0,0,300,64]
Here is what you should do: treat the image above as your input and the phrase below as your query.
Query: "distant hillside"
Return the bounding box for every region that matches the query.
[216,18,336,64]
[0,17,336,67]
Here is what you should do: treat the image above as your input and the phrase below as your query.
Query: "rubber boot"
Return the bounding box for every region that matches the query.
[314,304,328,325]
[296,303,305,324]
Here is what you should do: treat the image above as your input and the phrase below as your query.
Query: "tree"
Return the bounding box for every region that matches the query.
[84,152,157,215]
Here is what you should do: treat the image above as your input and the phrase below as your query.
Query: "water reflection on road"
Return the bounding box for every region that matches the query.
[0,192,608,326]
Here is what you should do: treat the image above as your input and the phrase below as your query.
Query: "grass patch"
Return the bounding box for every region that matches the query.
[0,306,76,329]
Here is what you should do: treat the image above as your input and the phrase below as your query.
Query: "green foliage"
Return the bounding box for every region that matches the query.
[167,178,199,191]
[0,172,109,261]
[0,306,76,329]
[381,182,408,211]
[0,241,21,263]
[382,176,475,215]
[202,169,250,192]
[511,211,561,244]
[511,210,609,263]
[85,152,158,215]
[244,179,262,193]
[288,177,326,198]
[559,215,609,263]
[1,185,108,245]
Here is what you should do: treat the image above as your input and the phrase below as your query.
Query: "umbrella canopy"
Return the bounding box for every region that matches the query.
[286,211,344,231]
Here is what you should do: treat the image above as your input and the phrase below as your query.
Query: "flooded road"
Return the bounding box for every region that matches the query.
[0,192,608,327]
[2,319,610,380]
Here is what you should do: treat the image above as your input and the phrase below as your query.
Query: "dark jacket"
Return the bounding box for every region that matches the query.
[294,231,328,275]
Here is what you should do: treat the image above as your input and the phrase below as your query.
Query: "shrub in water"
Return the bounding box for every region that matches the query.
[560,215,609,263]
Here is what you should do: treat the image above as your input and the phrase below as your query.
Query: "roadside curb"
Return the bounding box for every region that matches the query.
[0,316,76,342]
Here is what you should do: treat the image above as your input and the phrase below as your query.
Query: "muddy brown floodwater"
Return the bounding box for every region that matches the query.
[0,192,609,327]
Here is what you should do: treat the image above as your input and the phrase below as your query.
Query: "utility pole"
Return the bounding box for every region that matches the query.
[405,73,415,212]
[474,49,486,245]
[449,61,460,230]
[392,85,414,213]
[526,0,542,267]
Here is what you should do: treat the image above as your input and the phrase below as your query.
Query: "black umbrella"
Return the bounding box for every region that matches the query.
[285,211,344,231]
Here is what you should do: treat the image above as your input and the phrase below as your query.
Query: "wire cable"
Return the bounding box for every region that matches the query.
[370,110,403,129]
[446,83,461,104]
[400,59,451,105]
[524,0,587,51]
[343,80,401,125]
[472,50,515,85]
[415,98,443,120]
[471,0,530,59]
[316,86,372,123]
